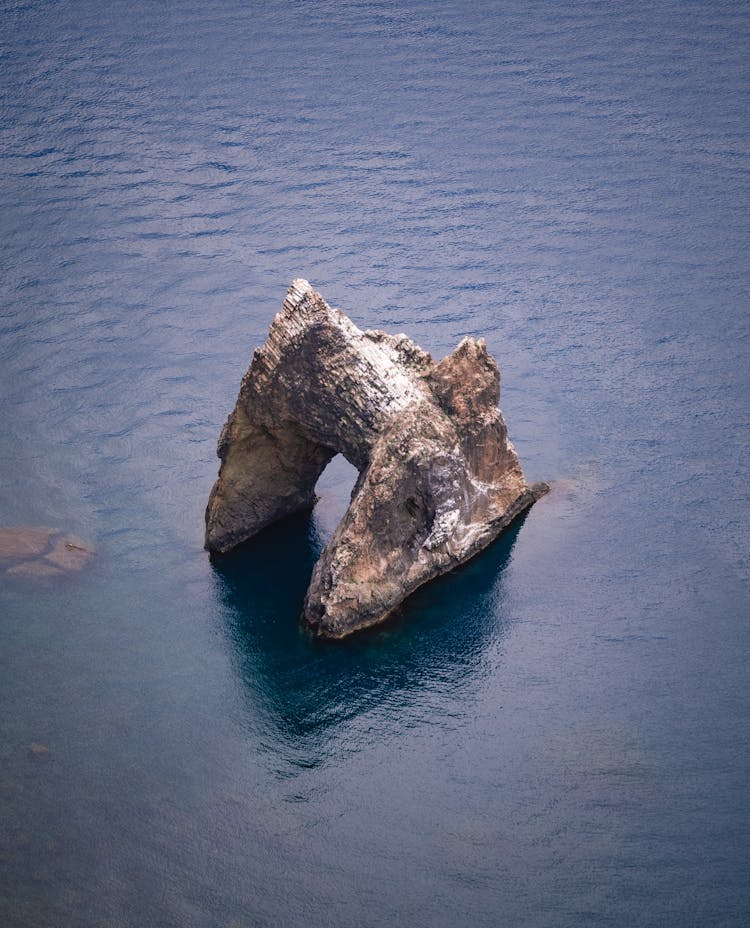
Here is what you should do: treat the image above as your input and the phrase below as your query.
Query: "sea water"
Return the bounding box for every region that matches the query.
[1,2,748,926]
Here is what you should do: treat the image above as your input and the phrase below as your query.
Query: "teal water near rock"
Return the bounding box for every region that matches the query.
[1,1,748,926]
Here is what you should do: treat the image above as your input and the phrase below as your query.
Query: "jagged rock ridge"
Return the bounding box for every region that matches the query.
[205,280,547,638]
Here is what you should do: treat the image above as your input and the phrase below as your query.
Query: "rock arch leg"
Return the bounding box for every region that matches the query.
[205,404,334,553]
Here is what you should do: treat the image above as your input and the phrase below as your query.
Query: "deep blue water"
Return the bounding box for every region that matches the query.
[1,1,749,925]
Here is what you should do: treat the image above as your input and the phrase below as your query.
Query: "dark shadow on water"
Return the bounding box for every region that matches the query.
[210,509,527,760]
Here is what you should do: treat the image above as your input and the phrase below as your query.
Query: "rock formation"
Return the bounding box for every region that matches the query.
[205,280,547,638]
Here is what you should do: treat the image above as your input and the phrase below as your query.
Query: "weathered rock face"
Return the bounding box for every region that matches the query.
[205,280,547,638]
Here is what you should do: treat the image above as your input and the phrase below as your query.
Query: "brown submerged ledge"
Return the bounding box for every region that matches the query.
[0,526,94,579]
[205,280,548,639]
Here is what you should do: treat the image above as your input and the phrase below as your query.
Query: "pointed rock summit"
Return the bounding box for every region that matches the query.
[206,280,547,638]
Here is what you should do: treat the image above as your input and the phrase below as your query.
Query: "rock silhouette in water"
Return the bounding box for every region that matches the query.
[205,280,547,638]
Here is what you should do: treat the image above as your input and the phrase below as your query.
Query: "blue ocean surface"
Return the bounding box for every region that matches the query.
[1,1,748,925]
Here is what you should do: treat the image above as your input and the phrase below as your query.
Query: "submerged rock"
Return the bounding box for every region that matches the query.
[0,526,53,561]
[0,527,94,579]
[206,280,547,638]
[44,535,94,571]
[7,560,65,579]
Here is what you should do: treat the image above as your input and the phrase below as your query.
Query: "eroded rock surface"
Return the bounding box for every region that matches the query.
[206,280,547,638]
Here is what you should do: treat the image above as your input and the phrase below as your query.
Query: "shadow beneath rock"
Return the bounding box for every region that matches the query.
[210,509,528,762]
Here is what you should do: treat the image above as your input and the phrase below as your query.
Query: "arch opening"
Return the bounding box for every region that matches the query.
[312,454,359,546]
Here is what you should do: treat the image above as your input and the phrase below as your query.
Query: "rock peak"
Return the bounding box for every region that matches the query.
[206,281,547,638]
